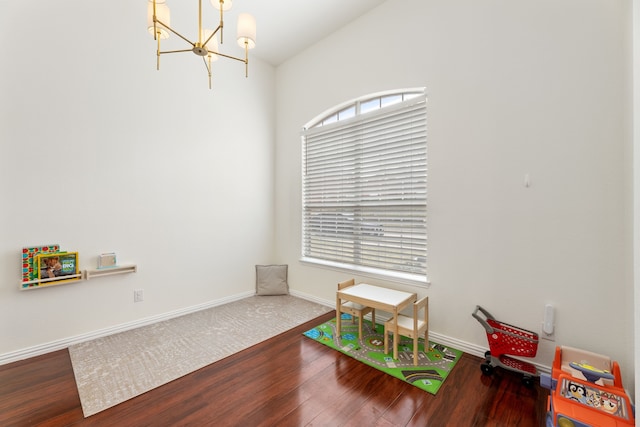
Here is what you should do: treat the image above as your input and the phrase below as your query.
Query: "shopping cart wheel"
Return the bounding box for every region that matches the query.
[522,375,533,387]
[480,362,494,376]
[484,350,491,362]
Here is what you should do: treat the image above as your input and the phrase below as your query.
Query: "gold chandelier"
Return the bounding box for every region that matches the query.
[147,0,256,89]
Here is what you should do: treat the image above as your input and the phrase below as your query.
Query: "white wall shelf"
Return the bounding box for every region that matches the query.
[84,264,137,280]
[19,264,137,290]
[19,274,84,290]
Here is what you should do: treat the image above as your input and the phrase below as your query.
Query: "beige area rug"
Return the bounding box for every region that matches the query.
[68,295,333,417]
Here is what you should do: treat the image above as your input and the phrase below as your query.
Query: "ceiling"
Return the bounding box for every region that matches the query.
[160,0,387,66]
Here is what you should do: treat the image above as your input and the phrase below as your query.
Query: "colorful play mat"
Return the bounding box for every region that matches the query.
[303,315,463,395]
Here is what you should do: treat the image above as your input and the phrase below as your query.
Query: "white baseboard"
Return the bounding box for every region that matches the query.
[0,290,255,366]
[1,289,551,375]
[289,289,335,308]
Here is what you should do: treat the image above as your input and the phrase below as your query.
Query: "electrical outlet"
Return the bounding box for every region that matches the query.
[134,289,144,303]
[541,323,555,341]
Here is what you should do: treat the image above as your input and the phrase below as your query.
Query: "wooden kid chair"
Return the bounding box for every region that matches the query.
[384,296,429,366]
[337,279,376,338]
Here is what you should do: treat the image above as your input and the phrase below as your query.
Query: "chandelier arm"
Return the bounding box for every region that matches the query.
[213,52,246,63]
[159,49,194,55]
[155,19,196,47]
[202,26,222,49]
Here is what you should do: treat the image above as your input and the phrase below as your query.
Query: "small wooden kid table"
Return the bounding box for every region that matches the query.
[336,283,417,360]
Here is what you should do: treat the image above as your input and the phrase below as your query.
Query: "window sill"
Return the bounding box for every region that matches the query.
[299,257,430,289]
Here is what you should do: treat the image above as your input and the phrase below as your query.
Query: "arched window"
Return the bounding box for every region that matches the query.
[301,89,427,284]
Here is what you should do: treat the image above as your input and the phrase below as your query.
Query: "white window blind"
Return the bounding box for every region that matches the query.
[302,93,427,280]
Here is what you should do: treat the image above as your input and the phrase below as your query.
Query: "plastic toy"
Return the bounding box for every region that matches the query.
[472,305,539,386]
[541,346,635,427]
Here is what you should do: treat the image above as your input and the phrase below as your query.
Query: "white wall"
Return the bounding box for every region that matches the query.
[0,1,276,357]
[276,0,635,391]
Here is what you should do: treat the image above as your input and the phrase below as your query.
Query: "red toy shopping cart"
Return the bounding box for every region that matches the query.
[472,305,539,386]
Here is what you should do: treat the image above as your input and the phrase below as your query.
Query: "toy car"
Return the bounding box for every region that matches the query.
[541,346,635,427]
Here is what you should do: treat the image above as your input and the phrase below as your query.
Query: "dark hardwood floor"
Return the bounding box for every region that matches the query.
[0,311,547,426]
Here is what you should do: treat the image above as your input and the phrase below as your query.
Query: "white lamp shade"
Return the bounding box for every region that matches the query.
[147,1,171,39]
[236,13,256,49]
[203,29,219,61]
[211,0,232,11]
